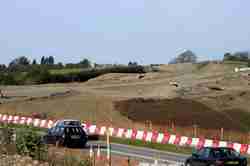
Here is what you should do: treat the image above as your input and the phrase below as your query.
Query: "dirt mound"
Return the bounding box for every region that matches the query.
[159,63,196,74]
[114,98,249,131]
[87,73,139,84]
[195,62,241,75]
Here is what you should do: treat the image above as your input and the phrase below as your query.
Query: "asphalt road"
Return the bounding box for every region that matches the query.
[87,141,189,165]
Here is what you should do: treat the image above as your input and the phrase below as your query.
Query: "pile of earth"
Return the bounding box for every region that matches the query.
[114,98,250,132]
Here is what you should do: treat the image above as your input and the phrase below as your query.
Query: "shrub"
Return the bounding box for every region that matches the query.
[0,73,20,85]
[0,65,147,85]
[15,126,48,160]
[48,66,146,83]
[25,66,51,84]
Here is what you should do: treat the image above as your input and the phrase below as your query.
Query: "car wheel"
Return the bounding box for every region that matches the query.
[55,138,65,147]
[63,138,70,147]
[60,140,65,147]
[80,141,87,148]
[185,162,192,166]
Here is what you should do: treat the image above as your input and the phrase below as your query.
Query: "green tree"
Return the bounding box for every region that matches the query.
[223,52,232,61]
[32,59,37,65]
[0,72,19,85]
[128,61,138,67]
[41,56,45,65]
[169,50,197,64]
[48,56,55,65]
[0,64,6,72]
[9,56,30,66]
[8,56,30,72]
[79,58,91,68]
[26,66,51,84]
[57,62,64,69]
[233,51,249,61]
[40,56,55,65]
[223,51,250,62]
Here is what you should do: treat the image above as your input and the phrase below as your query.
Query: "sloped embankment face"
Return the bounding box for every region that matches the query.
[114,98,250,132]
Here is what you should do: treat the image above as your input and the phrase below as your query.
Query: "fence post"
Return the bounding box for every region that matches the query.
[127,156,130,166]
[220,128,224,140]
[193,124,198,137]
[149,121,152,131]
[172,121,175,133]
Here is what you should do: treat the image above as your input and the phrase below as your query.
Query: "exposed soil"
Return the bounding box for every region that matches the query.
[114,98,250,131]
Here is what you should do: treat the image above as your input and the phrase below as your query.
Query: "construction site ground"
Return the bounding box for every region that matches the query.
[1,62,250,142]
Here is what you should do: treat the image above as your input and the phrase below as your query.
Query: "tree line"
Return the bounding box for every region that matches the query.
[0,56,144,85]
[169,50,250,64]
[0,56,92,73]
[1,50,249,85]
[223,51,250,62]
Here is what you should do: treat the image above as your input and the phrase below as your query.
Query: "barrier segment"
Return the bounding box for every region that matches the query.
[83,124,250,155]
[0,114,249,154]
[0,114,54,129]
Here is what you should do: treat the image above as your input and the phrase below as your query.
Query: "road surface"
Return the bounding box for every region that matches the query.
[87,141,189,165]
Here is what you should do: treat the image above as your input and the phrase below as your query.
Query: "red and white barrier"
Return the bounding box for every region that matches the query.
[83,124,250,154]
[0,114,54,129]
[0,113,249,155]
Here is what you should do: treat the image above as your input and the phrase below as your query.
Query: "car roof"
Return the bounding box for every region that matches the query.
[58,119,80,122]
[204,147,234,150]
[62,125,83,128]
[53,119,82,127]
[54,119,81,125]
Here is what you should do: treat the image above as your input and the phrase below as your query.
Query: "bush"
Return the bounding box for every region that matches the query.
[0,124,92,165]
[16,126,48,160]
[0,65,147,85]
[248,61,250,67]
[0,73,21,85]
[25,66,51,84]
[48,66,146,83]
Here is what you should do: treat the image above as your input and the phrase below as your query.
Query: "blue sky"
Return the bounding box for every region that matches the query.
[0,0,250,65]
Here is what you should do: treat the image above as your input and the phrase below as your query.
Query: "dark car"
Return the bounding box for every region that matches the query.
[43,121,88,148]
[185,147,247,166]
